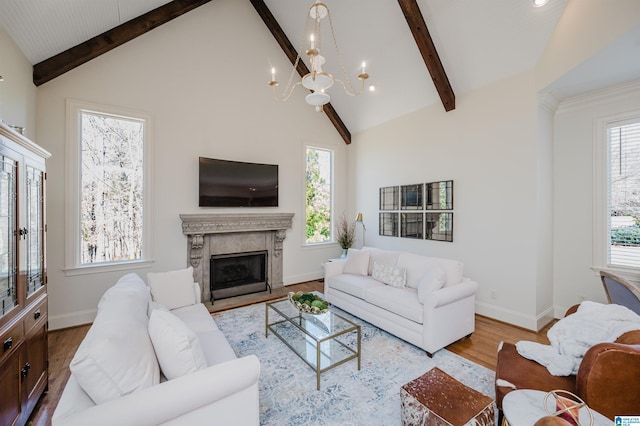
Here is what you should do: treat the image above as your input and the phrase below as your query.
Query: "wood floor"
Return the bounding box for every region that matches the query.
[28,281,553,426]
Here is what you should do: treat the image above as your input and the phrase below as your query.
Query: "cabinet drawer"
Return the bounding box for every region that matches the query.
[0,321,24,365]
[24,298,47,334]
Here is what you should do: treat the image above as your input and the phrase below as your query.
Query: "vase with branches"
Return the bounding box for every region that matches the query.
[335,213,356,256]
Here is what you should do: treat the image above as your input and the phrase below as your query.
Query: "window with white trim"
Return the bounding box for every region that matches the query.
[66,100,153,272]
[305,146,333,244]
[595,113,640,271]
[607,119,640,268]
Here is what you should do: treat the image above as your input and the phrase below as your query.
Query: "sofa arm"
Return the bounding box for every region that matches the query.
[425,278,479,309]
[323,259,346,281]
[576,342,640,418]
[53,355,260,426]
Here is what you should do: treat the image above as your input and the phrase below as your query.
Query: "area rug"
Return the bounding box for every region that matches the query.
[212,303,496,425]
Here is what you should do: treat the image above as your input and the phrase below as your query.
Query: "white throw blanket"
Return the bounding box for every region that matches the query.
[516,301,640,376]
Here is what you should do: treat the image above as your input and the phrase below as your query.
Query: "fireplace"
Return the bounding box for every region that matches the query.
[180,213,294,303]
[210,250,269,302]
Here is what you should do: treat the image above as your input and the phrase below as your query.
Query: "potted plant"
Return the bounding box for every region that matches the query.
[335,213,356,257]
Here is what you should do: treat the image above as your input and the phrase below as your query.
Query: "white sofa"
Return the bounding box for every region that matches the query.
[324,247,479,356]
[52,270,260,426]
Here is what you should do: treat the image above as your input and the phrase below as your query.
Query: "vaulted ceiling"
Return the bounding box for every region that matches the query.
[1,0,638,142]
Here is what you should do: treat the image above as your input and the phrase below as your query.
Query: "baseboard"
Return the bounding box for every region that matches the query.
[49,308,96,331]
[284,271,323,286]
[475,301,538,331]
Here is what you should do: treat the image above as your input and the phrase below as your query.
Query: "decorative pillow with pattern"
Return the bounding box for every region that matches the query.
[372,261,406,288]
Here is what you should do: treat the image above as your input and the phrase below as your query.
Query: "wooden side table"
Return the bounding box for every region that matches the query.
[400,367,494,425]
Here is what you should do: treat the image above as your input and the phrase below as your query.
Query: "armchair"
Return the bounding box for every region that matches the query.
[600,270,640,315]
[495,305,640,421]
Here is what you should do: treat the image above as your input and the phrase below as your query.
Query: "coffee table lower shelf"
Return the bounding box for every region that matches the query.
[265,298,361,390]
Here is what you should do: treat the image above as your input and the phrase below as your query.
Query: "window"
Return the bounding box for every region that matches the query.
[607,119,640,268]
[66,100,153,273]
[595,112,640,271]
[305,147,333,244]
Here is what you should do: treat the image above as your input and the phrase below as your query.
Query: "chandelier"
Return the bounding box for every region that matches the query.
[268,2,370,112]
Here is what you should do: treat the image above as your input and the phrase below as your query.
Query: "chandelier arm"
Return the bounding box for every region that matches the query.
[333,78,365,97]
[272,81,303,102]
[325,7,359,94]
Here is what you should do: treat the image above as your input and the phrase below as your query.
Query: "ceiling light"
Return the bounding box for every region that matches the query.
[533,0,549,7]
[0,76,4,82]
[268,2,370,112]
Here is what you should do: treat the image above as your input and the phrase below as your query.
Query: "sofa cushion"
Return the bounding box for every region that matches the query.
[70,274,159,404]
[417,264,447,303]
[148,309,208,380]
[397,252,439,289]
[343,248,370,276]
[364,285,423,323]
[172,303,220,334]
[147,267,197,310]
[435,258,464,287]
[372,261,406,288]
[198,330,239,366]
[330,274,384,299]
[363,246,400,276]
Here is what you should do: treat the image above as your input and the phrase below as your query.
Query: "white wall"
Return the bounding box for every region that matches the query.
[36,0,349,329]
[0,27,36,139]
[350,70,549,329]
[553,81,640,315]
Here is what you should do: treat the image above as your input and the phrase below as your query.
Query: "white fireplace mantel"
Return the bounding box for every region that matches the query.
[179,213,294,302]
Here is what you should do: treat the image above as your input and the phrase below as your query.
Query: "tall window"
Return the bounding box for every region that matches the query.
[66,100,152,272]
[607,119,640,269]
[305,147,333,244]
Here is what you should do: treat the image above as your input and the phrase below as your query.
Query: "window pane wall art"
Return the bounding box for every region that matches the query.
[401,213,423,239]
[426,212,453,242]
[379,213,398,237]
[426,180,453,210]
[379,186,399,210]
[401,184,423,210]
[379,180,454,242]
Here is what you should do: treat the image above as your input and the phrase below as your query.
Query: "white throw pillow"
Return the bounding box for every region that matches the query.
[417,264,447,303]
[343,248,370,276]
[371,261,406,288]
[147,267,196,310]
[148,310,208,380]
[70,306,159,404]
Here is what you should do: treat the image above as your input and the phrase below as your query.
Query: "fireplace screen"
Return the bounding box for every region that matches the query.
[209,250,269,302]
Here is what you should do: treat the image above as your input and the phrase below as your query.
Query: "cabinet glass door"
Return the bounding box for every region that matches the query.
[0,156,17,317]
[25,166,44,299]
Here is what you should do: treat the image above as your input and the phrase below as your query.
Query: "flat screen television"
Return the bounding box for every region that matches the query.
[199,157,278,207]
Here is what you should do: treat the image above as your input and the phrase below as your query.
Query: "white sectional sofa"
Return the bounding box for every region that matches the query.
[52,270,260,426]
[324,247,479,356]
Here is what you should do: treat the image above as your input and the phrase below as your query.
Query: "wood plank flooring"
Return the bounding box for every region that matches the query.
[28,280,553,425]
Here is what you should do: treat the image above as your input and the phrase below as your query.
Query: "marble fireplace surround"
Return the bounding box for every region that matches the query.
[180,213,294,303]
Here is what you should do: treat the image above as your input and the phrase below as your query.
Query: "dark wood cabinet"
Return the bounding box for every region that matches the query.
[0,123,50,426]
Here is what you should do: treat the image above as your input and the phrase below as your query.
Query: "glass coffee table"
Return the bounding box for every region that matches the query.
[265,295,361,390]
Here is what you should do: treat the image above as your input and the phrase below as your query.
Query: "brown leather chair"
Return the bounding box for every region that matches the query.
[495,305,640,421]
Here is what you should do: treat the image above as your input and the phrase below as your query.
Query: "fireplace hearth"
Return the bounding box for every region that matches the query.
[210,250,270,302]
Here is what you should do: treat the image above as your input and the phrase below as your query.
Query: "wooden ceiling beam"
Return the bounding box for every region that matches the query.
[32,0,212,86]
[398,0,455,111]
[249,0,351,145]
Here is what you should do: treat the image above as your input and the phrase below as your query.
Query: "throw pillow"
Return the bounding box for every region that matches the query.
[371,261,406,288]
[148,309,208,380]
[147,267,196,310]
[417,264,447,303]
[70,309,160,404]
[343,248,370,276]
